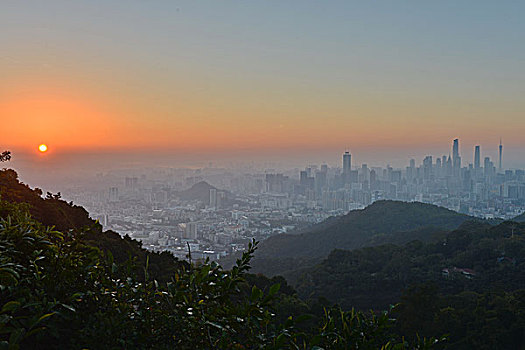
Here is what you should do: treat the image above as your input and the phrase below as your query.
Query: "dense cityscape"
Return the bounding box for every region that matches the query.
[61,138,525,261]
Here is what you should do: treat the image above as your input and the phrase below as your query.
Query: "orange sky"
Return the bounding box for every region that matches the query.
[3,73,522,158]
[2,2,525,168]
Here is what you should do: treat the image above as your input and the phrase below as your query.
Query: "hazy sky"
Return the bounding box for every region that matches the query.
[2,1,525,171]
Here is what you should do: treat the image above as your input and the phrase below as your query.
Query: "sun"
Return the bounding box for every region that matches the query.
[38,144,48,153]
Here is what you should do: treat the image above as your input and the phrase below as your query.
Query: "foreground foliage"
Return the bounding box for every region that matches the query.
[0,200,439,349]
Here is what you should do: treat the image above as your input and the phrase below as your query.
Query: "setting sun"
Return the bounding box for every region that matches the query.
[38,144,48,153]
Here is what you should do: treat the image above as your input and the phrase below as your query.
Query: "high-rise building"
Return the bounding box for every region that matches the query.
[125,177,138,189]
[499,138,503,172]
[217,191,225,209]
[209,188,217,207]
[484,157,494,178]
[185,222,198,240]
[446,155,453,175]
[300,170,308,185]
[423,156,433,167]
[452,138,461,171]
[343,152,351,175]
[315,170,327,195]
[369,169,377,190]
[474,145,481,169]
[343,151,351,183]
[109,187,119,202]
[359,164,369,183]
[452,139,459,162]
[423,156,433,179]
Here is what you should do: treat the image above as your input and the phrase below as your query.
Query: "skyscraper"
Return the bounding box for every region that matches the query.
[499,138,503,172]
[343,152,351,183]
[484,156,495,178]
[343,152,351,174]
[474,145,481,169]
[452,138,461,173]
[452,139,459,162]
[423,156,433,179]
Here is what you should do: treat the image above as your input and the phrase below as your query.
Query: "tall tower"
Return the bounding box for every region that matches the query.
[343,152,351,175]
[452,139,459,163]
[474,145,481,169]
[499,138,503,172]
[452,138,461,174]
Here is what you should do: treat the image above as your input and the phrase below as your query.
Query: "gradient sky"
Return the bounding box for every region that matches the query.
[2,1,525,170]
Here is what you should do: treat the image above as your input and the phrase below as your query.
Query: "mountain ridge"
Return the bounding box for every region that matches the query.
[255,200,475,261]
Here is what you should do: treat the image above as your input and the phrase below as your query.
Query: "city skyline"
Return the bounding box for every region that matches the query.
[6,136,521,196]
[41,135,524,264]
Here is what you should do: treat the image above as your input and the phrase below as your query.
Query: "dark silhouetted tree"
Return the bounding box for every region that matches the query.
[0,151,11,162]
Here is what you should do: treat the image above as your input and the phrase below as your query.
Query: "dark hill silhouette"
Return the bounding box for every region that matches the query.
[174,181,245,207]
[176,181,217,202]
[232,200,480,279]
[256,200,473,260]
[0,169,186,281]
[292,220,525,311]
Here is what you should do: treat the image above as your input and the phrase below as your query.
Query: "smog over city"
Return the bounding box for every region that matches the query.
[2,1,525,349]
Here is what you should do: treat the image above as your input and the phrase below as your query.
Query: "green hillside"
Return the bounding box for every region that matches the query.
[294,220,525,309]
[290,220,525,348]
[256,200,472,260]
[242,200,474,279]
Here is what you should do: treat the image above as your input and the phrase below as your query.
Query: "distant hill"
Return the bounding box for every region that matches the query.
[174,181,245,208]
[176,181,217,203]
[255,200,473,261]
[293,220,525,311]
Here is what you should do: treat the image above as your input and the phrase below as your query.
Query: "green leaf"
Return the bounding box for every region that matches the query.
[269,283,281,297]
[25,327,46,338]
[34,313,55,326]
[251,286,262,302]
[275,332,288,347]
[1,302,20,314]
[8,328,23,347]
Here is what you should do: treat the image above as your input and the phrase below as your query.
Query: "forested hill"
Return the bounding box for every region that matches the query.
[0,168,186,281]
[290,219,525,348]
[255,200,473,261]
[294,219,525,310]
